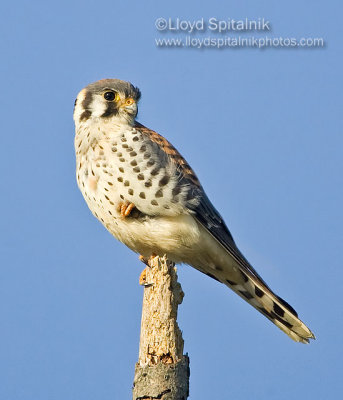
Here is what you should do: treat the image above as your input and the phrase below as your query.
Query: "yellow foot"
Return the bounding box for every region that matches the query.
[139,267,148,286]
[118,202,135,217]
[138,254,157,286]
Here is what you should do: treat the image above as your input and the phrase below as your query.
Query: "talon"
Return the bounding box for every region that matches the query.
[139,255,149,266]
[139,267,147,285]
[118,202,135,217]
[139,254,159,286]
[139,267,154,287]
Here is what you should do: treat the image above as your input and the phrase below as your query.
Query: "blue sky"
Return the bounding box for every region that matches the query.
[1,1,342,399]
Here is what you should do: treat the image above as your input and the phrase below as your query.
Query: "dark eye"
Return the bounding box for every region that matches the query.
[104,91,116,101]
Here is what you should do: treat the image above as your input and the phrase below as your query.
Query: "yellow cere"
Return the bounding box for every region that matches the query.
[125,98,135,106]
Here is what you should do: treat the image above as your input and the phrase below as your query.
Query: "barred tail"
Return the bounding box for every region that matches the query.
[205,265,315,343]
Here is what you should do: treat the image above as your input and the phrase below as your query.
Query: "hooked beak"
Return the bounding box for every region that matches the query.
[119,97,137,115]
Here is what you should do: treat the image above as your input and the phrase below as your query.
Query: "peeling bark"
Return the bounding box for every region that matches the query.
[132,256,190,400]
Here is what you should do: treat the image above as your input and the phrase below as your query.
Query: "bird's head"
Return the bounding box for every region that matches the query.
[73,79,141,126]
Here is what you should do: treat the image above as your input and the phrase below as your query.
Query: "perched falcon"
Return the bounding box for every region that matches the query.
[74,79,315,343]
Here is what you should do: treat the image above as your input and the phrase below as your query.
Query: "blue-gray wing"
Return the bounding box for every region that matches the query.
[136,122,270,287]
[135,121,298,313]
[188,190,271,287]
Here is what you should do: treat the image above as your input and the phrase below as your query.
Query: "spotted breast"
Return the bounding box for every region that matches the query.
[75,116,205,256]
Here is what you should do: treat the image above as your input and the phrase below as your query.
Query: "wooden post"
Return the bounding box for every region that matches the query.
[132,255,190,400]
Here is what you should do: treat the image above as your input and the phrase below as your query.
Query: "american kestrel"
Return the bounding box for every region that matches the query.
[74,79,315,343]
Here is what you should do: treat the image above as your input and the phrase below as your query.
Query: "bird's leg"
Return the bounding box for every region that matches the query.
[118,202,136,217]
[139,253,157,266]
[139,254,157,287]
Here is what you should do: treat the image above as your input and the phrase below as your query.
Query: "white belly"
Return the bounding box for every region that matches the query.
[108,213,202,262]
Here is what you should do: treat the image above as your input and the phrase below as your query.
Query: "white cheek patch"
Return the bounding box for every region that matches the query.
[90,96,107,118]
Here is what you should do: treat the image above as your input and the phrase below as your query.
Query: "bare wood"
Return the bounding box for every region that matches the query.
[132,255,190,400]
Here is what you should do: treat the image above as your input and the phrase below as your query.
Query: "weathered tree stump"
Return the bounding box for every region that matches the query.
[132,255,190,400]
